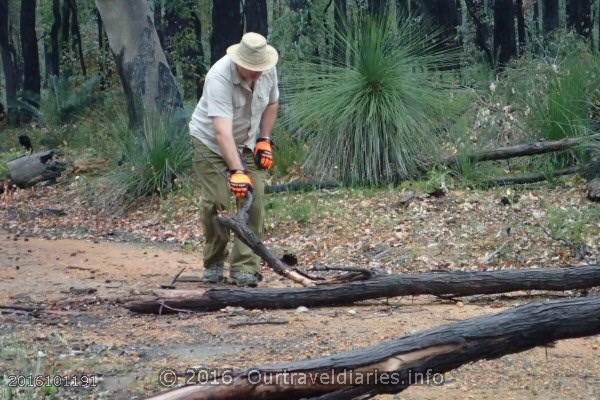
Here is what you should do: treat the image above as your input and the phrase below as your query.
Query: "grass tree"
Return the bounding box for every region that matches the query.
[284,14,462,186]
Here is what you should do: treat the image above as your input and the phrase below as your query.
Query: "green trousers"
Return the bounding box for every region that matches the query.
[191,137,267,276]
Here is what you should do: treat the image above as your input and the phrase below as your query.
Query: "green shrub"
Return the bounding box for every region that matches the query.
[97,117,192,211]
[284,14,463,186]
[40,74,102,127]
[272,127,305,178]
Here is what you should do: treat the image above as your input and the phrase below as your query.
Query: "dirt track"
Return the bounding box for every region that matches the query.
[2,231,600,400]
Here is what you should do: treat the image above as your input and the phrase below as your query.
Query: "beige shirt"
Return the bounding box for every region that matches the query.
[189,55,279,156]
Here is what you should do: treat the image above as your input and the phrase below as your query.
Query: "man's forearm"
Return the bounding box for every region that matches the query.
[259,102,279,137]
[213,117,244,170]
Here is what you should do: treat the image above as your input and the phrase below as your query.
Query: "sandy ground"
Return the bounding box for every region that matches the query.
[1,231,600,400]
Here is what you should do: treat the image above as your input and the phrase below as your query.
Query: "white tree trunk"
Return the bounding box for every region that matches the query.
[95,0,182,126]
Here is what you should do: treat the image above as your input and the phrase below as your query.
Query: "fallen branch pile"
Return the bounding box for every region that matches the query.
[144,295,600,400]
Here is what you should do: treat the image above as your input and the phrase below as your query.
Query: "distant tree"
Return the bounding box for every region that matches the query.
[464,0,494,67]
[421,0,460,43]
[542,0,559,38]
[494,0,516,66]
[210,0,243,65]
[566,0,592,40]
[20,0,40,116]
[0,0,19,126]
[66,0,86,75]
[48,0,60,77]
[244,0,268,36]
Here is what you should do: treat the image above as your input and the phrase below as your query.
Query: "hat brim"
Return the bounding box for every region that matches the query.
[226,44,279,72]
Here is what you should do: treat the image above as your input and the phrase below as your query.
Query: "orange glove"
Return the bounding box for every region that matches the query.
[254,137,274,170]
[228,170,253,198]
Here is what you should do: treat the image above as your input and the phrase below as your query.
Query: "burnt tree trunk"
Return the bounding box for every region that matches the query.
[421,0,460,45]
[494,0,516,66]
[0,0,19,126]
[60,0,71,47]
[144,296,600,400]
[48,0,60,77]
[244,0,268,36]
[566,0,592,39]
[516,0,526,53]
[125,264,600,313]
[66,0,86,75]
[543,0,559,38]
[333,0,347,65]
[464,0,493,66]
[20,0,40,116]
[95,0,183,128]
[210,0,243,65]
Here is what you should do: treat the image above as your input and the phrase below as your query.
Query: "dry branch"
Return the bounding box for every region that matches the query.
[125,264,600,313]
[144,295,600,400]
[482,166,580,187]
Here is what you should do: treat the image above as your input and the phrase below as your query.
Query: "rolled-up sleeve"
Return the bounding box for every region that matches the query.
[269,68,279,103]
[205,76,233,118]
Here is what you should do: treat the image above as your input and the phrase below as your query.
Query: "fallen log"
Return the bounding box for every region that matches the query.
[7,150,66,188]
[443,134,599,166]
[481,166,580,187]
[144,295,600,400]
[266,181,340,194]
[125,264,600,313]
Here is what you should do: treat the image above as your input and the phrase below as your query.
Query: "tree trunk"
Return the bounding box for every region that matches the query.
[516,0,526,53]
[421,0,460,44]
[60,0,71,46]
[333,0,346,65]
[566,0,592,39]
[542,0,559,38]
[494,0,516,66]
[244,0,268,36]
[190,11,206,100]
[210,0,243,65]
[66,0,86,75]
[144,296,600,400]
[48,0,60,77]
[95,0,183,128]
[0,0,19,126]
[125,264,600,313]
[20,0,40,116]
[464,0,493,66]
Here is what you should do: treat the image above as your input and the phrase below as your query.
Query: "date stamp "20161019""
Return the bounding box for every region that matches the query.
[5,374,98,388]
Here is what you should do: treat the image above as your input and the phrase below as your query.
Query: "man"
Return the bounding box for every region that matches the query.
[189,32,279,287]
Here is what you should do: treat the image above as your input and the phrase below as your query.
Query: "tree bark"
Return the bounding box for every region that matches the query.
[61,0,71,46]
[20,0,40,115]
[516,0,526,53]
[464,0,493,67]
[144,296,600,400]
[0,0,19,126]
[493,0,516,66]
[66,0,86,75]
[443,134,600,165]
[566,0,592,39]
[210,0,243,65]
[244,0,268,37]
[95,0,183,127]
[421,0,460,43]
[588,177,600,201]
[125,264,600,313]
[48,0,60,77]
[542,0,559,38]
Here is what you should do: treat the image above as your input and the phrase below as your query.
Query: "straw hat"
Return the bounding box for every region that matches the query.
[227,32,279,72]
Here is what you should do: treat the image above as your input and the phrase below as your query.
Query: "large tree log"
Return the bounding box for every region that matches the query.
[95,0,183,127]
[588,177,600,202]
[7,150,66,188]
[125,264,600,313]
[482,166,580,187]
[144,295,600,400]
[443,134,599,166]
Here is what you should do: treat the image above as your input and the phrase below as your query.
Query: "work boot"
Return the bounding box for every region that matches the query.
[229,271,258,287]
[201,263,224,284]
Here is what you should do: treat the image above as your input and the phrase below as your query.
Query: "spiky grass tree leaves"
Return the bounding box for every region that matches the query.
[284,15,462,186]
